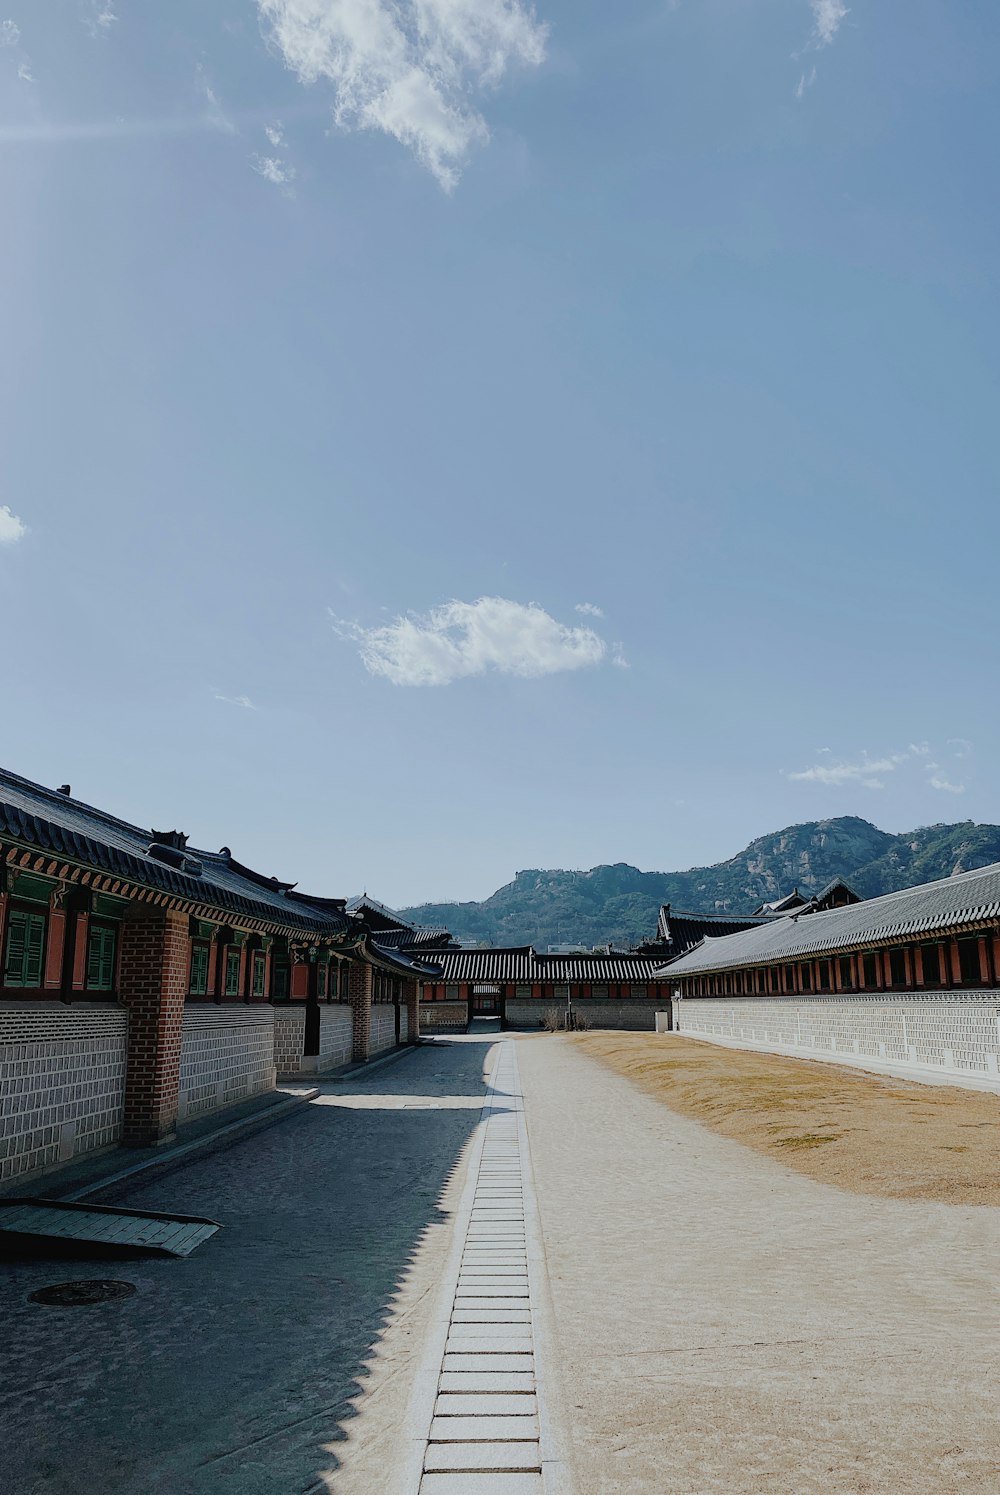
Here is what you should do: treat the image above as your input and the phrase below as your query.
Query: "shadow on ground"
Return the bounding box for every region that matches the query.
[0,1036,507,1495]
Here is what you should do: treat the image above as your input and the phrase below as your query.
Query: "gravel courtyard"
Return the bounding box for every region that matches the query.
[3,1032,1000,1494]
[519,1034,1000,1494]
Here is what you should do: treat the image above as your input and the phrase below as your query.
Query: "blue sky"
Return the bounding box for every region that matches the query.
[1,0,997,907]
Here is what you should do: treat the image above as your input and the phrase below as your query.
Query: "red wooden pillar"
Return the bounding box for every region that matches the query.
[71,907,90,991]
[914,947,925,986]
[0,873,10,982]
[978,937,990,984]
[237,939,249,1001]
[949,939,962,986]
[43,885,69,993]
[290,947,310,1002]
[118,907,190,1146]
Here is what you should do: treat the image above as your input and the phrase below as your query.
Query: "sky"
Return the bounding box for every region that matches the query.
[1,0,998,908]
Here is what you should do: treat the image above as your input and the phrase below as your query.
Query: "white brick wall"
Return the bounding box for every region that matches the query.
[178,1006,276,1121]
[0,1004,128,1184]
[399,1004,409,1043]
[273,1006,306,1074]
[369,1004,398,1056]
[273,1004,353,1075]
[676,993,1000,1090]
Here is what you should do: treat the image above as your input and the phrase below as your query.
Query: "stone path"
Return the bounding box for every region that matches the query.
[408,1039,568,1495]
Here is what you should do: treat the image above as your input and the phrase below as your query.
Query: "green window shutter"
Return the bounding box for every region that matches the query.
[4,912,28,985]
[252,953,265,997]
[86,926,117,991]
[4,911,46,987]
[189,943,209,995]
[225,948,241,997]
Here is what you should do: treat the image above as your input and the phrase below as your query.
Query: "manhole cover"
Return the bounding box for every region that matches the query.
[30,1280,137,1307]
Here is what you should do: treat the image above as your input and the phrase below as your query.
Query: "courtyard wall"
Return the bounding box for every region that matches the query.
[0,1004,127,1183]
[674,993,1000,1091]
[177,1006,276,1122]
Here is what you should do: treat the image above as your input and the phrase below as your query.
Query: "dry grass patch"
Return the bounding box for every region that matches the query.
[569,1031,1000,1205]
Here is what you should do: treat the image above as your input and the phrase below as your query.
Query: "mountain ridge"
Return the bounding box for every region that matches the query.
[400,816,1000,949]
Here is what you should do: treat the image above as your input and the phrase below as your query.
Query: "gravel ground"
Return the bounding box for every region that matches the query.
[572,1031,1000,1205]
[0,1037,498,1495]
[517,1033,1000,1495]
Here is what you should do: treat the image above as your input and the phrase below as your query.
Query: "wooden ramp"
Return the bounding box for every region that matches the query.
[0,1199,220,1258]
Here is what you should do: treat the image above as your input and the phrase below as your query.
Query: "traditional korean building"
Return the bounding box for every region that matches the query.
[418,946,673,1030]
[0,768,434,1186]
[663,861,1000,1087]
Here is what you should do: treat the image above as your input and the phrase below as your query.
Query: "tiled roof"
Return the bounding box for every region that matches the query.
[653,906,774,954]
[425,947,668,983]
[0,767,350,935]
[663,861,1000,977]
[371,926,455,949]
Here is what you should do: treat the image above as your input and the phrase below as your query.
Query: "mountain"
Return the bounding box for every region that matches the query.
[400,817,1000,950]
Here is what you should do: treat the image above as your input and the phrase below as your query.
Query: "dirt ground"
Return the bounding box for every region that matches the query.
[570,1031,1000,1206]
[519,1033,1000,1495]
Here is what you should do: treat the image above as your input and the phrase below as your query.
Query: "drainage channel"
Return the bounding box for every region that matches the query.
[415,1039,568,1495]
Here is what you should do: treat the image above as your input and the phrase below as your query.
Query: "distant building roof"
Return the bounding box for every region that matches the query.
[425,947,668,983]
[644,904,775,960]
[662,861,1000,978]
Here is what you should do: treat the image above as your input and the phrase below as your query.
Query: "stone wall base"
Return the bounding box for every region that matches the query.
[504,1000,661,1031]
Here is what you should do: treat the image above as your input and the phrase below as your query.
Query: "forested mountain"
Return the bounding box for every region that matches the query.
[401,817,1000,950]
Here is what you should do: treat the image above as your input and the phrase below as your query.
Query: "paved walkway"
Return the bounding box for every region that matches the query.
[403,1038,568,1494]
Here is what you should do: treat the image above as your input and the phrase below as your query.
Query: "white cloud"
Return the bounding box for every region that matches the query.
[265,120,285,146]
[795,66,816,100]
[333,596,608,687]
[0,19,19,46]
[0,505,26,544]
[611,643,630,670]
[251,152,296,186]
[948,738,974,759]
[789,751,908,789]
[810,0,848,47]
[83,2,117,36]
[575,602,604,618]
[256,0,547,190]
[214,692,257,710]
[196,64,236,134]
[789,741,974,798]
[17,58,33,82]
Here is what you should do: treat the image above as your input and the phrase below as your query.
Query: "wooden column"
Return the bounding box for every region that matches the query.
[43,884,69,993]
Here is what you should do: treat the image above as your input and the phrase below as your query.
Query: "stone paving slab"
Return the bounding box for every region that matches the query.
[434,1393,539,1418]
[430,1416,541,1442]
[451,1310,533,1324]
[454,1297,532,1311]
[424,1441,541,1472]
[443,1353,534,1373]
[419,1473,543,1494]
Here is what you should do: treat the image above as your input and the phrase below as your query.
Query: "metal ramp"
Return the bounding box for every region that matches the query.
[0,1199,220,1258]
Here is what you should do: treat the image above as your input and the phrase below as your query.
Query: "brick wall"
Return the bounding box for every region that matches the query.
[399,1003,409,1043]
[177,1006,276,1121]
[369,1003,398,1057]
[419,1002,468,1032]
[273,1004,352,1076]
[504,999,661,1031]
[0,1004,128,1184]
[676,993,1000,1089]
[119,907,189,1145]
